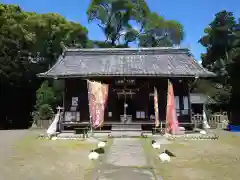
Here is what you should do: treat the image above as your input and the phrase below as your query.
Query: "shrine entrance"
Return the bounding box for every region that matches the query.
[116,89,136,123]
[112,78,151,124]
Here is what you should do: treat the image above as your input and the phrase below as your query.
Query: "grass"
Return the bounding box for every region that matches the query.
[1,134,98,180]
[141,130,240,180]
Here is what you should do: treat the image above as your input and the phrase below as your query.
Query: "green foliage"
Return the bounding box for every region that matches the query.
[193,79,231,106]
[139,12,184,47]
[199,10,240,124]
[0,3,90,85]
[35,81,56,109]
[199,10,237,71]
[0,3,91,128]
[87,0,140,45]
[33,80,62,121]
[38,104,54,120]
[92,40,129,48]
[52,80,64,105]
[198,10,237,105]
[87,0,184,47]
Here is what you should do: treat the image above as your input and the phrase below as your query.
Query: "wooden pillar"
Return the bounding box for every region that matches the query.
[62,79,66,112]
[187,80,192,123]
[59,79,66,132]
[143,85,149,120]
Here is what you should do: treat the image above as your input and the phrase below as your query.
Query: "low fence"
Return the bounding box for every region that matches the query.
[35,112,229,130]
[192,112,229,129]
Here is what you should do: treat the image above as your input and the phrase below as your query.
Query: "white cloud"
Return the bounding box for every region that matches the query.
[133,25,140,31]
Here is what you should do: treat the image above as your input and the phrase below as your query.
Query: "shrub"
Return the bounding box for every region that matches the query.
[35,81,56,109]
[32,80,63,123]
[38,104,54,120]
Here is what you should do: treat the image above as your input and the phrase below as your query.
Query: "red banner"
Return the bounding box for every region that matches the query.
[166,80,180,134]
[154,87,160,127]
[87,80,109,129]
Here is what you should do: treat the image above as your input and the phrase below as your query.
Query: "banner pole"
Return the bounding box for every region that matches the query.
[87,80,93,136]
[165,79,169,135]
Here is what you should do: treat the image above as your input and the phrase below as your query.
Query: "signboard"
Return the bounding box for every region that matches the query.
[71,97,78,106]
[115,79,135,85]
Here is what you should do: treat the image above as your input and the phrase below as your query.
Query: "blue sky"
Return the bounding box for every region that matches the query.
[1,0,240,62]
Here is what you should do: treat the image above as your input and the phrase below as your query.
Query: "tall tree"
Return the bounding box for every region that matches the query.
[87,0,184,47]
[87,0,148,46]
[199,10,240,125]
[0,4,90,128]
[139,12,184,47]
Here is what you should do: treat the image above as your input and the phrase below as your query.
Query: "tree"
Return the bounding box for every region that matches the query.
[87,0,184,47]
[0,4,89,83]
[139,12,184,47]
[33,81,59,123]
[199,10,240,125]
[35,81,56,109]
[199,11,236,72]
[0,4,90,128]
[87,0,146,46]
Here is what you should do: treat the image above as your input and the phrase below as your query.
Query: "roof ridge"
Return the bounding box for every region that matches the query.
[65,47,190,52]
[64,47,190,56]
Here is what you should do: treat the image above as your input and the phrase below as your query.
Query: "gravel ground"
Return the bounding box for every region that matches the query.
[0,130,31,161]
[0,130,96,180]
[141,130,240,180]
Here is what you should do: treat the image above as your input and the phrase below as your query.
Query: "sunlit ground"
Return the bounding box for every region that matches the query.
[141,130,240,180]
[1,130,240,180]
[0,135,97,180]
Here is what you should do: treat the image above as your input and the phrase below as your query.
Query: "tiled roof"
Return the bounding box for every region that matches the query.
[38,47,215,78]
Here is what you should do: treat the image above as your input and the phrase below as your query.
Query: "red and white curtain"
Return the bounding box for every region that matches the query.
[154,87,160,127]
[87,80,109,129]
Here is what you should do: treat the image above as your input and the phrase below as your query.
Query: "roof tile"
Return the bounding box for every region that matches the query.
[38,47,215,78]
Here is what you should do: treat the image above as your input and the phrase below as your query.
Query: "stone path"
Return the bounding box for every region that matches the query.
[95,138,157,180]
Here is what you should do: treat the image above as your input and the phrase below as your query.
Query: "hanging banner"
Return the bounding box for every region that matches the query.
[166,80,180,134]
[203,108,210,129]
[102,83,109,109]
[87,80,109,129]
[154,87,160,127]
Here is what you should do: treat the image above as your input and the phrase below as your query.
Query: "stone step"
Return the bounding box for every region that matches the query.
[111,124,142,131]
[110,131,142,137]
[111,128,142,131]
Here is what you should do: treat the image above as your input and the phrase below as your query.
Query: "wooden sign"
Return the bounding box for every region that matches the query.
[71,97,78,106]
[115,79,135,85]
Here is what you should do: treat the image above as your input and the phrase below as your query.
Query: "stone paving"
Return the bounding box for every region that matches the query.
[95,138,157,180]
[106,138,147,166]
